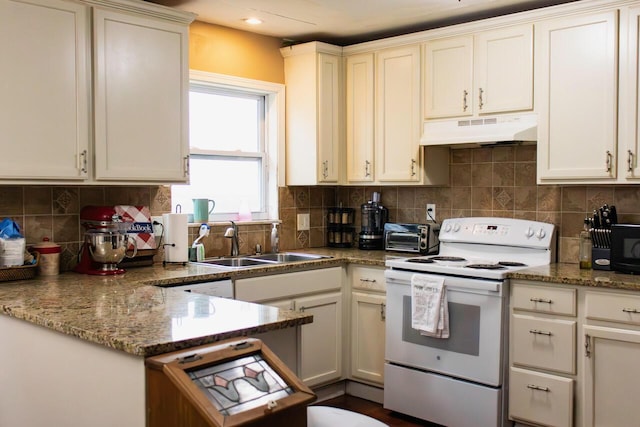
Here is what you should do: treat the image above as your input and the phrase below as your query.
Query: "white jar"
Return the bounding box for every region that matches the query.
[32,238,61,276]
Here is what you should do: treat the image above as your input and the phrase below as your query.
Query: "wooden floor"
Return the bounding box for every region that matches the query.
[317,394,442,426]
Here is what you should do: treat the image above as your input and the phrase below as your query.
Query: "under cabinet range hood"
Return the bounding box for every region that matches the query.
[420,113,538,148]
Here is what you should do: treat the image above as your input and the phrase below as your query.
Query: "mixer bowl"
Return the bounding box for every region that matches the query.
[86,231,131,265]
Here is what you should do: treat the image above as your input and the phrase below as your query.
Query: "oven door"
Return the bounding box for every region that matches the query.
[385,269,506,387]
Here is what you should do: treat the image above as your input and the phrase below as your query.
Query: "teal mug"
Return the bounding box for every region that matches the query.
[193,199,215,222]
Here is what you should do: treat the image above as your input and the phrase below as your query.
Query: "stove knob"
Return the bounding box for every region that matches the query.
[443,223,452,233]
[453,223,461,232]
[535,228,546,239]
[525,227,535,238]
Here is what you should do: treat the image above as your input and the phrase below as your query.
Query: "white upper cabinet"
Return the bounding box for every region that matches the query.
[618,5,640,180]
[93,8,190,182]
[424,36,473,119]
[345,53,375,183]
[424,24,533,119]
[281,42,343,185]
[536,10,618,183]
[0,0,90,180]
[375,45,422,182]
[474,25,534,115]
[0,0,193,184]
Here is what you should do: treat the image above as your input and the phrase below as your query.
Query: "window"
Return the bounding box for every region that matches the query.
[172,71,284,222]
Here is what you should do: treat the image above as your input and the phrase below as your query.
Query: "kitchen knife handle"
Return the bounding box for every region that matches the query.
[606,150,612,173]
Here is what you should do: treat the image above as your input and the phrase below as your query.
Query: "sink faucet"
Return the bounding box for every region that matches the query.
[224,220,239,257]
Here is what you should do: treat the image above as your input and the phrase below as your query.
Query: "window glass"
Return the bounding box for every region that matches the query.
[172,82,270,221]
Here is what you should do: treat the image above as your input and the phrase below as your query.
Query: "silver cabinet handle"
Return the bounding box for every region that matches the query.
[622,308,640,313]
[411,158,416,176]
[606,150,612,172]
[381,303,386,321]
[183,155,190,177]
[299,306,305,313]
[322,160,329,179]
[530,297,553,304]
[463,90,468,111]
[79,149,88,174]
[529,329,552,336]
[359,278,377,283]
[478,88,484,110]
[628,150,635,173]
[526,384,550,392]
[365,160,371,177]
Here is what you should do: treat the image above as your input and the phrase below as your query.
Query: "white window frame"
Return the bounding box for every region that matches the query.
[187,70,285,221]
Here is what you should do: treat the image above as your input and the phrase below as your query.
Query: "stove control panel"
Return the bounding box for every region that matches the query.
[439,217,555,249]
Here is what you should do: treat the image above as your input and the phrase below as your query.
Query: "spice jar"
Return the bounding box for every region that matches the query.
[32,237,61,276]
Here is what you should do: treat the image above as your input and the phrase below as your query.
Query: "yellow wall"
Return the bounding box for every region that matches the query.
[189,21,285,84]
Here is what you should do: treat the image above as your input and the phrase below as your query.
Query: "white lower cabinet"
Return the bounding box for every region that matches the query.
[234,267,343,387]
[582,290,640,427]
[349,265,386,385]
[509,281,576,427]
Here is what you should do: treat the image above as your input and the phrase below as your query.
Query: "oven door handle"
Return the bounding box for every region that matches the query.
[385,274,500,293]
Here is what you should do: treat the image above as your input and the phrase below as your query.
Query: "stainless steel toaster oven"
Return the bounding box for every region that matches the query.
[383,223,439,254]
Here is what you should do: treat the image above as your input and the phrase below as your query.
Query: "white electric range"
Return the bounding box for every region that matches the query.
[384,217,556,427]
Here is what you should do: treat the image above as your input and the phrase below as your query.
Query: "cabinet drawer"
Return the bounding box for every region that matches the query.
[512,283,576,316]
[349,265,385,292]
[235,267,342,302]
[585,291,640,325]
[511,314,576,374]
[509,367,573,427]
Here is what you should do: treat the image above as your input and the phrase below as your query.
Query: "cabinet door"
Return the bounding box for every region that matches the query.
[351,292,385,385]
[474,24,533,115]
[375,45,421,182]
[424,36,473,119]
[346,53,375,183]
[583,325,640,427]
[93,8,189,182]
[536,11,618,182]
[317,53,341,183]
[297,292,343,387]
[0,0,89,180]
[620,6,640,179]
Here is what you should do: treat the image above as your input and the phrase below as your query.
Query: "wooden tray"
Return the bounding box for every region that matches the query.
[0,252,39,282]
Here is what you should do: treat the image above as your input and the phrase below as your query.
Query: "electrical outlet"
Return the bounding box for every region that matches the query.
[426,204,436,222]
[151,216,164,237]
[297,213,310,231]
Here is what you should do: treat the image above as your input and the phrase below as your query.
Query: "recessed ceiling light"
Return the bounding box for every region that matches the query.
[244,18,263,25]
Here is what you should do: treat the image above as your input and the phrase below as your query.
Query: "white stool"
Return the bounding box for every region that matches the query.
[307,406,389,427]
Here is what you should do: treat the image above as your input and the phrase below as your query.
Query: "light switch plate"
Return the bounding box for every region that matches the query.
[297,213,310,231]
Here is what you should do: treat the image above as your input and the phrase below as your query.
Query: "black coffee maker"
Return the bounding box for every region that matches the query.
[359,192,388,250]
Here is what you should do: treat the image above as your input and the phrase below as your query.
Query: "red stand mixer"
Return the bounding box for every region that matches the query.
[74,206,138,275]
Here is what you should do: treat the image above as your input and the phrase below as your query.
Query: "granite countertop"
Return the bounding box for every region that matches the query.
[509,263,640,292]
[0,248,390,358]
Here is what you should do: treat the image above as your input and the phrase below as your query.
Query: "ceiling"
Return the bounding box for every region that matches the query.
[148,0,578,45]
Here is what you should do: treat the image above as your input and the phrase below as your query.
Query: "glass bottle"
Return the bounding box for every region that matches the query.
[579,218,592,269]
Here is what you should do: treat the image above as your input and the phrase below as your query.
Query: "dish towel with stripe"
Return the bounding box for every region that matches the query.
[411,274,450,339]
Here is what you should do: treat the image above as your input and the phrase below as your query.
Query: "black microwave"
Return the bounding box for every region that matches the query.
[610,224,640,274]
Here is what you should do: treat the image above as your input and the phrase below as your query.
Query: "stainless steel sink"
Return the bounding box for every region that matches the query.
[192,252,331,269]
[195,257,274,268]
[247,252,331,263]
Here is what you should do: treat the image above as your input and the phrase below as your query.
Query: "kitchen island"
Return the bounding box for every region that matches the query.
[0,263,316,427]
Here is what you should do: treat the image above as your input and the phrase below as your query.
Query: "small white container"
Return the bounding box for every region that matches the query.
[32,238,61,276]
[0,237,26,267]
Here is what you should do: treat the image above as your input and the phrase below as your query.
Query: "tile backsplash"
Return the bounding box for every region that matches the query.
[4,146,640,271]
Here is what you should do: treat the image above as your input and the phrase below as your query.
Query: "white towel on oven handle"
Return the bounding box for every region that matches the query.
[411,274,450,339]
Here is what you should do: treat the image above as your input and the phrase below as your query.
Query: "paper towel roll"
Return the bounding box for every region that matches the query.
[162,213,188,263]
